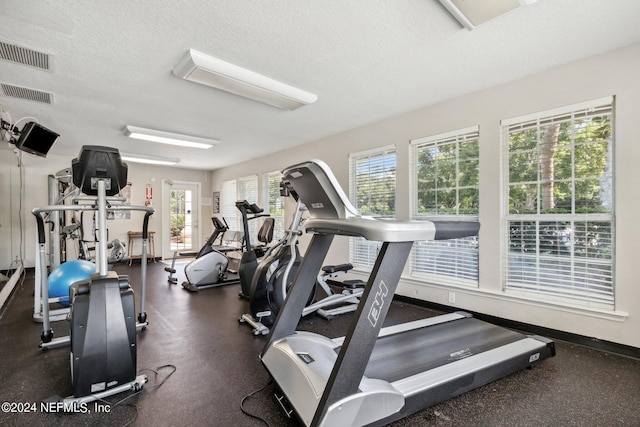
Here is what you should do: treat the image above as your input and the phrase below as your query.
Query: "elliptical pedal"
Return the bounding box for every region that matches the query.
[182,281,199,292]
[238,313,271,336]
[164,251,178,284]
[164,251,178,285]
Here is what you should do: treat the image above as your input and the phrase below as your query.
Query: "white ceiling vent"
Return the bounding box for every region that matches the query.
[0,83,53,104]
[0,40,50,71]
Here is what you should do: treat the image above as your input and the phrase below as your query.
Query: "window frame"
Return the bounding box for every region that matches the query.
[409,126,480,287]
[237,174,259,241]
[220,179,237,232]
[348,145,397,269]
[263,170,286,240]
[501,96,615,308]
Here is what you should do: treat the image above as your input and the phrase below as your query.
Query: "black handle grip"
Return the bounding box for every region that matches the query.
[433,221,481,240]
[142,211,152,239]
[32,212,46,244]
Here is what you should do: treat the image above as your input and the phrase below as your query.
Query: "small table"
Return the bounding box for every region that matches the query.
[127,231,156,265]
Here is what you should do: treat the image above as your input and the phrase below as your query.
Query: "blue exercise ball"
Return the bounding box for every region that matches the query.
[47,260,95,307]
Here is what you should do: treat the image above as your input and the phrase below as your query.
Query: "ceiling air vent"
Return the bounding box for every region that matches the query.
[0,83,53,104]
[0,40,50,70]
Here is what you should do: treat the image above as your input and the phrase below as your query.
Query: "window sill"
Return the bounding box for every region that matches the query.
[348,266,629,322]
[399,275,629,323]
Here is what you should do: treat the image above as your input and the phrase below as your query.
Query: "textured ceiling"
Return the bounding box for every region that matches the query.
[1,0,640,169]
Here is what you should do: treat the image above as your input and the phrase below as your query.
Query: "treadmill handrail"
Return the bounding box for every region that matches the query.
[304,217,479,242]
[282,159,479,242]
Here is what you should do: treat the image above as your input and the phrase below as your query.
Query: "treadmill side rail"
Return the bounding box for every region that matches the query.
[392,337,553,398]
[331,311,470,346]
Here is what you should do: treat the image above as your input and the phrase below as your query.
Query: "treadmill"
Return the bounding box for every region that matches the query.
[260,159,555,427]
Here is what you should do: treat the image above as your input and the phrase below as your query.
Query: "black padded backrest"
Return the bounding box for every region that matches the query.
[257,217,275,244]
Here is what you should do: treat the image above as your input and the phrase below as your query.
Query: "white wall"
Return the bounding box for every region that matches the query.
[0,146,22,270]
[0,148,212,269]
[210,42,640,348]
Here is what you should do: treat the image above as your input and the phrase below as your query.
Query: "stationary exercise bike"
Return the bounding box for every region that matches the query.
[181,217,243,292]
[33,145,154,403]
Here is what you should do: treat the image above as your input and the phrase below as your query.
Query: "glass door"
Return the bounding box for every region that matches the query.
[170,188,193,252]
[163,180,200,258]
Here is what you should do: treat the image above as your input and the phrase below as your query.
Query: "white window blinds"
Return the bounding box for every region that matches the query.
[349,146,396,268]
[502,96,614,307]
[263,171,285,240]
[237,175,258,204]
[238,175,259,240]
[221,180,237,231]
[410,126,480,286]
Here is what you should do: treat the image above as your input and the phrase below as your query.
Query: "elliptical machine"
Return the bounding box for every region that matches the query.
[239,180,365,335]
[181,217,242,292]
[237,201,275,299]
[239,181,321,335]
[33,145,153,403]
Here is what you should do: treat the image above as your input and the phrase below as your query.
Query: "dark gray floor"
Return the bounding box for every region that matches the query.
[1,262,639,427]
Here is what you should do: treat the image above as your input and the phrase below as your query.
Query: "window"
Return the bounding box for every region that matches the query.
[220,180,237,231]
[220,175,259,236]
[263,171,286,239]
[237,175,260,241]
[502,97,614,307]
[349,146,396,268]
[238,175,258,203]
[410,126,480,286]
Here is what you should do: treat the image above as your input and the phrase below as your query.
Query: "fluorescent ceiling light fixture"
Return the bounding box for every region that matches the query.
[439,0,538,30]
[172,49,318,110]
[124,125,218,149]
[121,152,181,166]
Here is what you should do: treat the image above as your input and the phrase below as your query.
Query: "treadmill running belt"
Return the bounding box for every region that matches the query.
[364,317,525,383]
